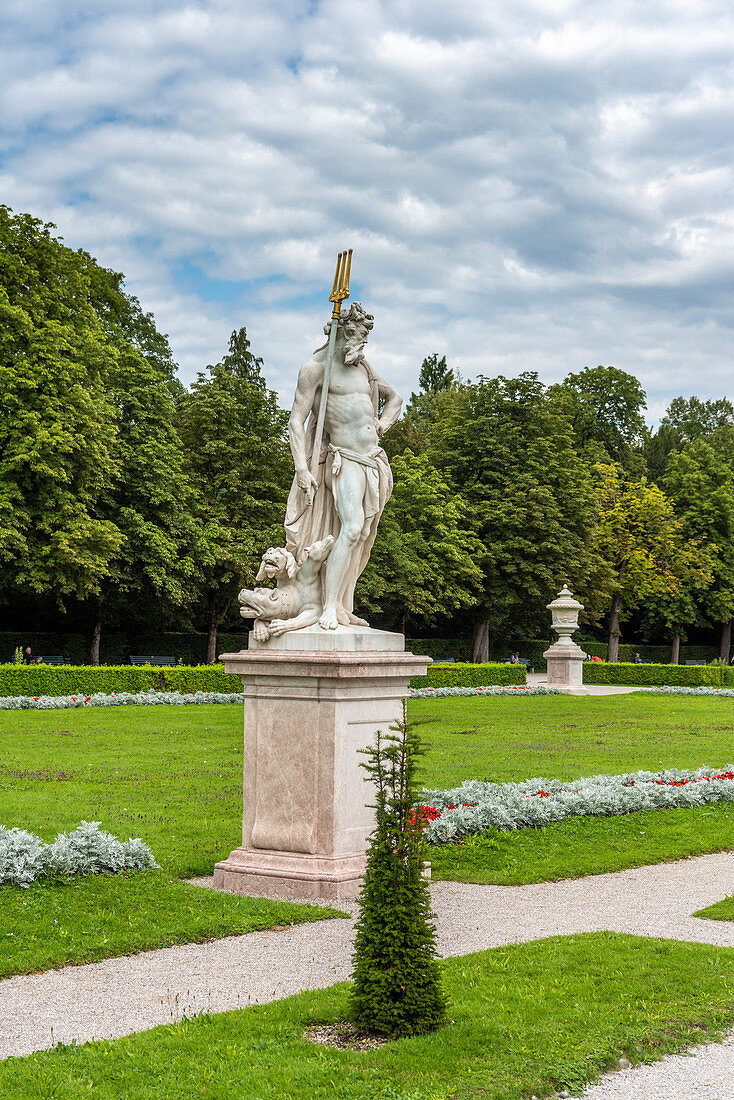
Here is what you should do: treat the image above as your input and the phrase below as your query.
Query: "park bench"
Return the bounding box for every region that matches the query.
[34,655,66,665]
[685,660,708,666]
[129,656,176,666]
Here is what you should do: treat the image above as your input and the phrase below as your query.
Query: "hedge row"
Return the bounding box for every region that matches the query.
[0,664,243,698]
[411,662,526,689]
[0,659,525,698]
[583,662,734,687]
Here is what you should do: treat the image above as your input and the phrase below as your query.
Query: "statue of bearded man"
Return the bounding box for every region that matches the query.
[285,302,403,630]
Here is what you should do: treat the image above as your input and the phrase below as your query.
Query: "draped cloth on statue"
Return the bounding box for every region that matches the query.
[284,361,393,617]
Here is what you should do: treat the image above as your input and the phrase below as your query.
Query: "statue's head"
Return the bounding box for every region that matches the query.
[323,302,374,367]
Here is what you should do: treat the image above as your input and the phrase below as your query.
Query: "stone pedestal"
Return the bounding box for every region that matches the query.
[213,626,430,901]
[543,640,588,694]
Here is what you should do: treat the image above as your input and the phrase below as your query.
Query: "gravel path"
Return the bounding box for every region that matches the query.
[579,1032,734,1100]
[2,850,734,1081]
[3,688,727,1095]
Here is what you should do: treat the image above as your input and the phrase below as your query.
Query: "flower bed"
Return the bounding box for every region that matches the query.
[409,685,560,699]
[646,686,734,697]
[0,689,244,710]
[0,821,158,887]
[419,765,734,844]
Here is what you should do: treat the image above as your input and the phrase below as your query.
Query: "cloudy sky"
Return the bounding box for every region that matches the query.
[2,0,734,420]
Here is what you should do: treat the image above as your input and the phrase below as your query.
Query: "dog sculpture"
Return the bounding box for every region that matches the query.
[238,535,334,642]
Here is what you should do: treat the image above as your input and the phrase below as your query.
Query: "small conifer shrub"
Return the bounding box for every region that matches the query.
[349,709,447,1038]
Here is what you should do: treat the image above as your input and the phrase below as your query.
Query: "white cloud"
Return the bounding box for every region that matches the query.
[2,0,734,424]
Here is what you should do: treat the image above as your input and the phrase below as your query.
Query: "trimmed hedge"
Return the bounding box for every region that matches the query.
[0,664,242,698]
[583,662,725,687]
[410,662,526,689]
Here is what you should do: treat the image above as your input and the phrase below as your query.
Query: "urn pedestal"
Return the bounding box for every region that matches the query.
[213,626,430,901]
[543,584,588,694]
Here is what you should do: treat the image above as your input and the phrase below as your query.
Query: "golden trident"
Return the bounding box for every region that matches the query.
[307,249,353,501]
[329,248,353,319]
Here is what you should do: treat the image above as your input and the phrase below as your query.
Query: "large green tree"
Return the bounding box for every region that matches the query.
[177,328,291,661]
[549,365,647,473]
[429,373,605,661]
[356,450,483,632]
[592,463,710,661]
[646,397,734,483]
[84,335,197,664]
[663,440,734,661]
[0,207,123,609]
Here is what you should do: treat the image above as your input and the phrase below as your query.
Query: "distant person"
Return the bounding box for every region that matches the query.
[509,650,534,673]
[634,652,642,664]
[23,646,33,665]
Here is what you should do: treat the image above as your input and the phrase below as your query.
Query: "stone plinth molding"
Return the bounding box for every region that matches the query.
[213,630,429,900]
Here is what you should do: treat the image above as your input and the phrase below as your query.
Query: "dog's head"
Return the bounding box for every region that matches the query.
[238,585,296,621]
[256,547,298,583]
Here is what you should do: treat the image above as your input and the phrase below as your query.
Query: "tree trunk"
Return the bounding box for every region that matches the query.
[607,593,622,662]
[90,615,102,667]
[670,635,680,665]
[206,594,231,664]
[720,620,732,663]
[471,618,489,664]
[206,594,219,665]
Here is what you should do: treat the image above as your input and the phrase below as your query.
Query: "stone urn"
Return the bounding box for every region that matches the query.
[547,584,583,644]
[543,584,587,692]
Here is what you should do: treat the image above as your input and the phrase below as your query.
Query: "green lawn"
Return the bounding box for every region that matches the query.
[0,705,340,978]
[412,693,734,787]
[2,933,734,1099]
[428,801,734,884]
[3,695,734,978]
[695,895,734,921]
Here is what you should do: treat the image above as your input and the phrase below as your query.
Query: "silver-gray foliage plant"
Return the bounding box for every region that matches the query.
[0,826,47,887]
[0,821,158,887]
[0,690,244,710]
[422,765,734,844]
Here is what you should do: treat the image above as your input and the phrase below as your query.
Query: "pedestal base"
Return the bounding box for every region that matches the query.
[544,641,588,694]
[213,628,430,901]
[213,847,366,901]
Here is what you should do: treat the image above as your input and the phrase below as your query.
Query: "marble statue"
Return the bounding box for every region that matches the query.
[240,253,402,638]
[285,302,402,629]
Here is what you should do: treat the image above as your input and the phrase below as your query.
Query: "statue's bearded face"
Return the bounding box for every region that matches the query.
[340,303,374,367]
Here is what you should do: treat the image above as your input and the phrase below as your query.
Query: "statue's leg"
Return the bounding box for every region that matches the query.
[319,462,366,631]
